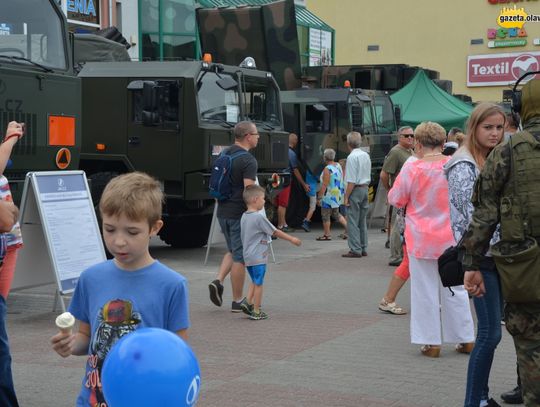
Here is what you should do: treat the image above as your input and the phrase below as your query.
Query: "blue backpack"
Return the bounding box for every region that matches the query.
[209,149,250,200]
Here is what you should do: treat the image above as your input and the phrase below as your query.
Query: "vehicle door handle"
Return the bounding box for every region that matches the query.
[128,136,140,145]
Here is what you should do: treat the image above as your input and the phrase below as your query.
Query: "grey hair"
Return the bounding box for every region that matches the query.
[323,148,336,161]
[346,131,362,148]
[397,126,413,135]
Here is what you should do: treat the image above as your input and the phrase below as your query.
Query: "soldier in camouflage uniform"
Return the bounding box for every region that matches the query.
[462,79,540,406]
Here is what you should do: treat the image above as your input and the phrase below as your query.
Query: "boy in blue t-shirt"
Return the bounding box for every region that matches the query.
[240,185,301,320]
[50,172,190,407]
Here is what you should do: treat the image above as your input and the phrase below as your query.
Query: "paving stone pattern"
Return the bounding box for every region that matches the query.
[8,227,517,406]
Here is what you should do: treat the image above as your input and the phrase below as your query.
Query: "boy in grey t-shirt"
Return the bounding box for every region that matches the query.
[240,185,301,320]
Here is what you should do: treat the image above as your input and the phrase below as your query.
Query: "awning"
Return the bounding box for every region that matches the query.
[196,0,334,32]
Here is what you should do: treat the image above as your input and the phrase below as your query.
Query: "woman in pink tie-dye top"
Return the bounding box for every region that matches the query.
[388,121,474,358]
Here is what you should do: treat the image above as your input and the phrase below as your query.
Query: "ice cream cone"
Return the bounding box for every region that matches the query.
[55,312,75,335]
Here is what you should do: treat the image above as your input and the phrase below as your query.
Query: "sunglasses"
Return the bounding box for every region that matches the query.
[401,134,414,138]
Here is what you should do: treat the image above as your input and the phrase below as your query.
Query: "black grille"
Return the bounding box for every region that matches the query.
[251,144,266,161]
[271,141,287,163]
[0,112,37,155]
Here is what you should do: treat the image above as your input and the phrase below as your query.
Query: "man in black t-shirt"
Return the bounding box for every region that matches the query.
[209,121,259,312]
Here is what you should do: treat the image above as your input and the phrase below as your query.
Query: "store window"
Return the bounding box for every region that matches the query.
[140,0,198,61]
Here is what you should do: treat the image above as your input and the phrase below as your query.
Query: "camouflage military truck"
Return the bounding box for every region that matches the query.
[78,60,289,247]
[196,0,398,224]
[0,0,81,201]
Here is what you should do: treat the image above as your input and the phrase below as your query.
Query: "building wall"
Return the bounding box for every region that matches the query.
[307,0,540,103]
[116,0,139,60]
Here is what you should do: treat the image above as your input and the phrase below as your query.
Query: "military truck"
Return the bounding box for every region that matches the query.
[0,0,81,201]
[3,0,289,248]
[196,0,398,224]
[77,60,289,247]
[281,87,397,179]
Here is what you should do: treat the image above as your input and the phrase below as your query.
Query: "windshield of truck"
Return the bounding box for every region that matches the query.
[198,71,240,124]
[0,0,67,70]
[243,77,281,127]
[374,95,397,133]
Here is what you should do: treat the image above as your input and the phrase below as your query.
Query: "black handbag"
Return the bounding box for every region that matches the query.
[438,235,465,293]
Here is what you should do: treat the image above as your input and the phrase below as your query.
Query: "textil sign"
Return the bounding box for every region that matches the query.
[467,51,540,86]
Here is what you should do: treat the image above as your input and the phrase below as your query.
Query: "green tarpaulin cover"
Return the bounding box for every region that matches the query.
[390,70,473,132]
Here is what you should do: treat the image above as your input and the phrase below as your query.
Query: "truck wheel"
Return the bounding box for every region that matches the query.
[159,215,212,248]
[88,172,119,206]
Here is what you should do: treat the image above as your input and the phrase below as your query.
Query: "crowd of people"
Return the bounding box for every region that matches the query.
[0,81,539,407]
[204,81,540,407]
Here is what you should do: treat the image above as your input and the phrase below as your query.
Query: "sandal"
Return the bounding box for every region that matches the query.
[316,235,332,241]
[421,345,441,358]
[338,233,348,240]
[455,342,474,354]
[378,298,407,315]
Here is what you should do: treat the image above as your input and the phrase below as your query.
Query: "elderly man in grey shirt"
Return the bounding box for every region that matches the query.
[342,131,371,258]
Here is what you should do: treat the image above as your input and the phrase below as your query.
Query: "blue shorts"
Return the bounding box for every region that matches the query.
[218,217,243,263]
[246,264,267,286]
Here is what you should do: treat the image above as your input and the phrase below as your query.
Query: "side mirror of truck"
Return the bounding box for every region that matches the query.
[142,81,160,126]
[216,76,238,91]
[394,105,401,127]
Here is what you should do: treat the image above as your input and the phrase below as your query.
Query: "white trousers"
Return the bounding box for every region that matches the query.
[409,255,475,345]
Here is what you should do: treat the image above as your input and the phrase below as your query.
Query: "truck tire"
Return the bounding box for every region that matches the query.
[88,172,119,206]
[159,215,212,248]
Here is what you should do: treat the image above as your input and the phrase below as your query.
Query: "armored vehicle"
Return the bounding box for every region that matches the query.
[0,0,81,201]
[78,60,289,247]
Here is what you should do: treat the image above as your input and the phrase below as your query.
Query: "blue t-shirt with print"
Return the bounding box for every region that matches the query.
[69,260,190,407]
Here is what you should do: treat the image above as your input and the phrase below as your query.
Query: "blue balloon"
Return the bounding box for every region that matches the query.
[102,328,201,407]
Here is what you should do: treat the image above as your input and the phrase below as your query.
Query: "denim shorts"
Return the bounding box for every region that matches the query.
[218,217,244,263]
[247,264,267,285]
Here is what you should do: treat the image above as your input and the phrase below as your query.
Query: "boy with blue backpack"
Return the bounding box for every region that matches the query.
[208,121,260,313]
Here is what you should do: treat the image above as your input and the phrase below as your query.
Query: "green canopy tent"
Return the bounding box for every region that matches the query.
[390,70,473,132]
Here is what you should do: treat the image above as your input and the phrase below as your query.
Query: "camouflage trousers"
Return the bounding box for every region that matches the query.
[505,302,540,407]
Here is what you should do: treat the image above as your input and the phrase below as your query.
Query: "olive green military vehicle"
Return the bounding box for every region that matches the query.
[77,60,289,247]
[197,0,398,224]
[0,0,81,201]
[280,87,397,178]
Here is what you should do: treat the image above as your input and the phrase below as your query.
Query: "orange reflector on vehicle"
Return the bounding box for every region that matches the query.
[55,148,71,170]
[96,143,106,151]
[49,116,75,146]
[203,53,212,63]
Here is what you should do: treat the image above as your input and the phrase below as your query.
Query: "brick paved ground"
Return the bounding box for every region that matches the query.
[7,226,518,406]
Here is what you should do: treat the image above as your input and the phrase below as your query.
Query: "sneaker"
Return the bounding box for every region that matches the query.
[500,386,523,404]
[301,219,311,232]
[239,298,253,315]
[485,398,501,407]
[208,279,224,307]
[231,299,245,313]
[249,310,269,320]
[279,225,294,233]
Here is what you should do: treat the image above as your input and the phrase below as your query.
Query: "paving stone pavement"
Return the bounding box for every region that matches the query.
[7,226,518,406]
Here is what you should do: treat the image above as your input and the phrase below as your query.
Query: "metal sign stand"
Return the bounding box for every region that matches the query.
[12,171,106,311]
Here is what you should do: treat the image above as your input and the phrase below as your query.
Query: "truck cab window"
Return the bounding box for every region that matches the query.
[306,104,331,133]
[243,78,281,127]
[197,71,239,123]
[132,80,180,126]
[374,95,397,133]
[0,0,67,70]
[351,103,363,133]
